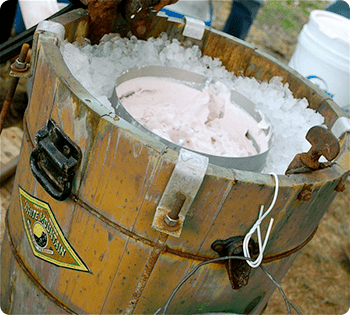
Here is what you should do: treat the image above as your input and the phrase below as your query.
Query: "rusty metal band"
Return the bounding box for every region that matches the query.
[262,226,318,263]
[4,206,76,314]
[23,114,318,264]
[125,232,169,315]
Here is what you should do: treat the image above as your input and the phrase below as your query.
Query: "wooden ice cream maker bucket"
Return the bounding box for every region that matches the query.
[1,9,349,314]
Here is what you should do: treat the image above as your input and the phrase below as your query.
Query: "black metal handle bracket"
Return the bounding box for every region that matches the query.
[30,119,82,201]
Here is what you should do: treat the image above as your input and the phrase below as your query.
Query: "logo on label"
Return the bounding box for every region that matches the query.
[19,187,90,272]
[307,75,334,98]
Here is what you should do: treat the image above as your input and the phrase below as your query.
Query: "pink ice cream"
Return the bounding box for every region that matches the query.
[116,77,269,157]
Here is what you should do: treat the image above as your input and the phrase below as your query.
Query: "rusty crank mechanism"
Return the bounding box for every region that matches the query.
[83,0,178,43]
[286,125,340,175]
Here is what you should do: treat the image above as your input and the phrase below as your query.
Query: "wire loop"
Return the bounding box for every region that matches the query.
[243,172,279,268]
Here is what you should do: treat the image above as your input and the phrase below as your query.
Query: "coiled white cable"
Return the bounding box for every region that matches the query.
[243,172,279,268]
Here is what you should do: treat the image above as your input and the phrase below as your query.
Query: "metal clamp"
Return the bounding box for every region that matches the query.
[22,20,66,79]
[331,117,350,140]
[183,16,205,40]
[152,148,208,237]
[35,20,66,45]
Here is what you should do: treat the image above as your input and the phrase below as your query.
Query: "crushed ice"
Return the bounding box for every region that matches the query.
[61,33,324,174]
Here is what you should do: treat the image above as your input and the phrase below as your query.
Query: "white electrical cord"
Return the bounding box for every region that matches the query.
[243,173,279,268]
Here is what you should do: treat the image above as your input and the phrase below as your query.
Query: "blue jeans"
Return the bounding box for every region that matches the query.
[326,0,350,18]
[223,0,262,40]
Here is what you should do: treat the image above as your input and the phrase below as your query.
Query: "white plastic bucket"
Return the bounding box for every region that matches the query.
[289,10,350,109]
[161,0,213,25]
[18,0,68,29]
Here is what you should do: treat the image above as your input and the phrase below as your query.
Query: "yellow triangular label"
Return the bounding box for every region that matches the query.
[19,186,90,272]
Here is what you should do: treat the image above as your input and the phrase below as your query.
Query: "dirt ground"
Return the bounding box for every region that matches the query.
[1,1,349,314]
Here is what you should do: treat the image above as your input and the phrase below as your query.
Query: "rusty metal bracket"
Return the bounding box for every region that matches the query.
[211,236,258,290]
[152,148,208,237]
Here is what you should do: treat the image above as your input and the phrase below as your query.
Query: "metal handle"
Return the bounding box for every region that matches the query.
[30,119,81,201]
[30,148,72,201]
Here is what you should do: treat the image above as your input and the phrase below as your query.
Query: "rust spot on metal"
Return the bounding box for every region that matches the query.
[87,107,100,135]
[297,185,313,201]
[335,179,346,192]
[286,126,340,175]
[72,93,85,120]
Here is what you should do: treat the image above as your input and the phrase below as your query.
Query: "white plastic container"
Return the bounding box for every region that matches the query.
[289,10,350,109]
[161,0,213,25]
[18,0,68,29]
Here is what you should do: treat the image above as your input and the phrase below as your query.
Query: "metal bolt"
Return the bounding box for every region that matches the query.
[335,180,346,192]
[11,59,28,72]
[0,43,30,134]
[164,215,178,227]
[233,246,243,255]
[164,192,186,227]
[39,157,47,169]
[297,186,312,201]
[50,129,58,142]
[63,145,71,156]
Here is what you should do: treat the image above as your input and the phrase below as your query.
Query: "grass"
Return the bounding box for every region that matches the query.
[256,0,330,36]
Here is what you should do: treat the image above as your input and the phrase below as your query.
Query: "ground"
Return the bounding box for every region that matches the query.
[1,1,349,314]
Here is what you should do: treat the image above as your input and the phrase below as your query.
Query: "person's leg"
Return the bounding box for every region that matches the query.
[0,0,18,43]
[325,0,350,18]
[223,0,262,40]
